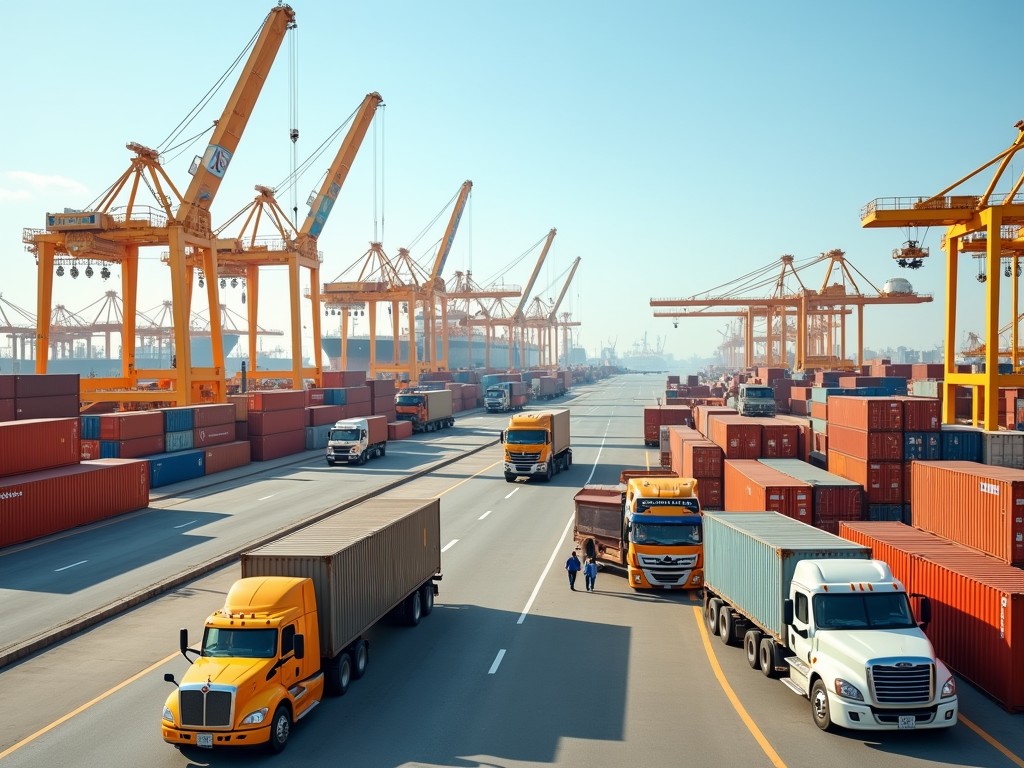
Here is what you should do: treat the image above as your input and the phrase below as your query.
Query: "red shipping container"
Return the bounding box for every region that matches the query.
[388,420,414,440]
[840,522,1024,713]
[323,370,366,388]
[660,450,671,469]
[13,373,79,398]
[828,451,902,504]
[790,400,809,416]
[724,460,812,523]
[682,440,723,479]
[110,434,166,458]
[193,423,236,448]
[815,432,828,454]
[344,387,371,404]
[248,409,306,436]
[307,405,344,427]
[304,389,326,408]
[911,364,945,379]
[81,439,101,460]
[643,406,691,444]
[838,376,884,388]
[15,395,79,419]
[246,390,306,412]
[751,419,798,458]
[827,396,903,432]
[904,460,913,505]
[895,397,940,432]
[827,424,903,461]
[204,441,251,474]
[0,398,13,422]
[696,478,723,510]
[347,400,373,418]
[775,415,812,463]
[809,401,828,420]
[707,415,761,459]
[912,460,1024,565]
[191,403,238,428]
[0,459,149,548]
[0,418,80,478]
[0,377,13,399]
[693,405,737,436]
[372,395,394,415]
[99,411,164,440]
[234,420,249,441]
[250,430,306,461]
[368,379,396,397]
[227,395,249,421]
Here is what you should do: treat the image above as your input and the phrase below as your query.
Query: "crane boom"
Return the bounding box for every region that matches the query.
[428,181,473,281]
[548,256,581,322]
[300,92,383,239]
[178,4,295,218]
[513,228,556,322]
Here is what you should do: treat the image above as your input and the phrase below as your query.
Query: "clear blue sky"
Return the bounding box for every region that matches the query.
[2,0,1023,364]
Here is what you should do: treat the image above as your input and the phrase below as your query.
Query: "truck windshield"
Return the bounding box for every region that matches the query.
[202,627,278,659]
[631,522,702,546]
[744,389,773,398]
[813,593,916,630]
[396,395,424,406]
[505,429,547,444]
[486,389,505,398]
[330,428,360,441]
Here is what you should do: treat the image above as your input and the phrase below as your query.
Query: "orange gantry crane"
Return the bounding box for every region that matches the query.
[444,271,521,370]
[214,92,383,389]
[24,4,295,406]
[505,228,557,369]
[861,121,1024,429]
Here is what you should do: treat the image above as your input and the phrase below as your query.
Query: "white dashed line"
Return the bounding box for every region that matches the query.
[517,513,575,625]
[488,649,507,674]
[54,560,87,572]
[478,510,492,520]
[504,487,519,499]
[257,494,276,501]
[173,520,198,529]
[441,539,459,553]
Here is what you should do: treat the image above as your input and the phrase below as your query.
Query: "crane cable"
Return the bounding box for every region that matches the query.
[272,104,361,195]
[481,233,548,286]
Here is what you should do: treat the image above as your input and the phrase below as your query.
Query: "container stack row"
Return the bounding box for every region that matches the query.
[0,373,80,421]
[665,425,724,510]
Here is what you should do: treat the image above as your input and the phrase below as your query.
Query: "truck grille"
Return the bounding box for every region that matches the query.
[180,689,233,728]
[869,663,933,704]
[638,554,697,568]
[509,451,540,462]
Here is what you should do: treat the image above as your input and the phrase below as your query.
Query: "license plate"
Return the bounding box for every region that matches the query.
[196,733,213,748]
[898,715,916,730]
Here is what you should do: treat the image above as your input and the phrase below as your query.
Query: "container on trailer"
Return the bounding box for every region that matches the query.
[148,449,205,487]
[193,423,236,448]
[162,407,194,433]
[203,441,251,474]
[365,415,389,445]
[99,434,166,458]
[707,415,761,459]
[250,430,306,461]
[703,512,870,641]
[191,403,237,428]
[840,521,1024,713]
[246,390,306,413]
[827,424,903,461]
[99,411,164,441]
[827,396,903,432]
[724,460,812,522]
[981,430,1024,469]
[241,498,441,658]
[248,409,306,436]
[759,458,863,534]
[828,451,903,504]
[0,418,79,478]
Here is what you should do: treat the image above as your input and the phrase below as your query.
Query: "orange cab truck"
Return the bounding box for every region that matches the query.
[395,389,454,433]
[501,408,572,482]
[161,498,441,754]
[574,472,703,589]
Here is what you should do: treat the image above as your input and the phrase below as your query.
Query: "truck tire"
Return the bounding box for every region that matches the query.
[325,653,352,696]
[706,598,723,636]
[553,457,561,475]
[718,605,739,646]
[405,590,422,626]
[759,637,780,679]
[810,679,834,732]
[420,583,435,616]
[379,443,386,457]
[567,452,572,468]
[543,463,553,482]
[744,629,763,669]
[268,705,291,753]
[359,450,368,465]
[351,640,369,680]
[504,472,516,482]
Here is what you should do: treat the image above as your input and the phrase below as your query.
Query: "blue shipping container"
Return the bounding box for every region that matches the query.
[99,440,120,458]
[903,506,913,526]
[81,415,100,440]
[940,425,982,462]
[149,449,205,488]
[165,429,194,452]
[904,432,941,461]
[163,407,194,433]
[867,503,904,521]
[323,388,346,406]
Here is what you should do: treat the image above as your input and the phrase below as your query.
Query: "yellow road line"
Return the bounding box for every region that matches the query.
[439,460,500,496]
[960,714,1024,768]
[645,451,650,470]
[0,652,178,761]
[691,606,787,768]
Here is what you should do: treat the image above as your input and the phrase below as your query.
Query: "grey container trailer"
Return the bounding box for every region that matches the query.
[702,511,870,642]
[241,497,441,659]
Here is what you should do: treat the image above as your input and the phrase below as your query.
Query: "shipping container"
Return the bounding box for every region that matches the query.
[895,397,941,432]
[307,405,344,427]
[904,460,913,505]
[903,432,941,461]
[80,438,101,460]
[666,425,706,473]
[810,400,828,420]
[940,425,982,462]
[759,458,863,534]
[148,449,205,487]
[306,425,333,451]
[682,440,724,479]
[165,429,194,452]
[203,441,251,474]
[248,409,306,436]
[694,405,737,436]
[347,401,373,418]
[0,398,13,422]
[99,434,166,458]
[304,389,326,408]
[12,373,79,398]
[191,403,237,428]
[828,450,902,504]
[162,407,195,433]
[99,411,164,441]
[235,420,248,442]
[774,415,812,463]
[367,379,396,397]
[343,387,371,404]
[241,498,440,658]
[80,415,100,439]
[15,395,79,420]
[388,420,413,440]
[246,390,306,413]
[250,430,306,461]
[840,522,1024,713]
[866,503,905,521]
[981,430,1024,469]
[697,478,723,510]
[749,419,798,458]
[826,423,902,461]
[724,460,812,522]
[827,396,903,432]
[911,460,1024,565]
[322,370,365,388]
[323,388,346,406]
[0,458,149,548]
[0,377,13,399]
[0,418,79,478]
[707,415,761,459]
[193,423,236,448]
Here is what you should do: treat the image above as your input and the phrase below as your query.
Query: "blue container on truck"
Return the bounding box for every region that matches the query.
[904,432,941,461]
[148,449,205,488]
[163,407,194,433]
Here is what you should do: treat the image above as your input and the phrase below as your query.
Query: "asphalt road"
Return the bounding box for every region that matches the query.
[2,375,1024,768]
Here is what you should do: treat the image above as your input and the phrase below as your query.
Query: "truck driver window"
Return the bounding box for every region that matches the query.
[813,593,916,630]
[504,429,547,444]
[202,627,278,659]
[795,592,808,624]
[281,624,296,656]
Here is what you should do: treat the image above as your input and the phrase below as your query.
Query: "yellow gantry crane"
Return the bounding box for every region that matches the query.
[546,256,581,368]
[507,228,557,369]
[215,92,383,389]
[25,4,295,406]
[444,271,521,370]
[861,121,1024,429]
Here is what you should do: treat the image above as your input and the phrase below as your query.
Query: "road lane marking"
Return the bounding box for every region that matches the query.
[517,513,575,625]
[441,539,459,553]
[478,511,492,520]
[504,488,519,499]
[0,651,178,761]
[960,714,1024,767]
[257,494,276,501]
[388,450,442,456]
[584,422,610,485]
[173,520,198,529]
[691,606,787,768]
[488,649,506,674]
[645,450,650,470]
[439,460,501,497]
[54,561,87,572]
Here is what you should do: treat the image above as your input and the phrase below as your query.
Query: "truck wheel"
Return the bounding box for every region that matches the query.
[810,679,834,732]
[759,637,780,679]
[718,605,738,646]
[324,653,352,696]
[268,705,291,753]
[420,583,435,616]
[553,458,561,475]
[706,598,723,636]
[504,473,516,482]
[744,629,763,669]
[379,444,386,457]
[405,590,422,626]
[359,451,368,465]
[544,463,553,482]
[567,452,572,468]
[351,640,369,680]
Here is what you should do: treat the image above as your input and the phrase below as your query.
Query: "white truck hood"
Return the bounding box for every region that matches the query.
[817,627,935,667]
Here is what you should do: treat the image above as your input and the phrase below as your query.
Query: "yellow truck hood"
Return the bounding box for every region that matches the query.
[183,656,274,688]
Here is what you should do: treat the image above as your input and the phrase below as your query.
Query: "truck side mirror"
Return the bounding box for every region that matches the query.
[179,627,199,662]
[783,599,794,626]
[911,593,932,628]
[164,673,178,687]
[499,431,504,443]
[293,634,305,660]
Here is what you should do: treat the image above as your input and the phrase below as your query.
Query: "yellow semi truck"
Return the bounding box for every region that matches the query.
[501,408,572,482]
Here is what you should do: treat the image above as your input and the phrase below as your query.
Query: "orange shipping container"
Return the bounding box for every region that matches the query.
[827,396,903,432]
[895,396,940,432]
[682,440,724,479]
[0,418,80,478]
[840,522,1024,713]
[667,425,706,474]
[827,424,903,461]
[707,415,761,459]
[810,401,828,420]
[723,460,812,523]
[693,405,737,436]
[750,419,798,458]
[828,451,902,504]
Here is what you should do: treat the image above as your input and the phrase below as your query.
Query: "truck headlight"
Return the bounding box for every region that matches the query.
[162,705,174,724]
[240,707,268,725]
[833,678,864,701]
[326,447,334,455]
[350,447,359,453]
[941,676,956,698]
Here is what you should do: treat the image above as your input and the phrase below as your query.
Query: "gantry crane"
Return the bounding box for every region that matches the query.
[444,271,521,369]
[545,256,581,368]
[215,92,382,389]
[24,4,294,406]
[507,228,557,369]
[861,121,1024,428]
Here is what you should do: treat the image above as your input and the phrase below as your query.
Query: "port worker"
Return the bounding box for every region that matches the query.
[583,557,598,592]
[565,551,582,591]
